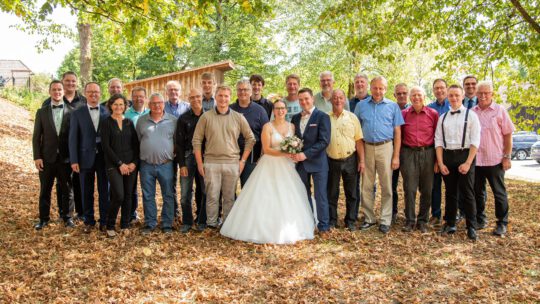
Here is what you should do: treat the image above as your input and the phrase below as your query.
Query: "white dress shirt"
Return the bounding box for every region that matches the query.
[300,106,315,135]
[87,104,100,132]
[435,105,481,150]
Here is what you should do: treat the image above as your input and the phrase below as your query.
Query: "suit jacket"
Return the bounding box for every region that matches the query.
[291,108,331,173]
[32,104,72,163]
[69,104,110,169]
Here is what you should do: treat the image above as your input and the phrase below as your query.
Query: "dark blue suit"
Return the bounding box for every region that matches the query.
[69,105,110,226]
[291,108,331,231]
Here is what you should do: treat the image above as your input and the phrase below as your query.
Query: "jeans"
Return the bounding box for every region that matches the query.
[140,161,175,229]
[180,154,206,226]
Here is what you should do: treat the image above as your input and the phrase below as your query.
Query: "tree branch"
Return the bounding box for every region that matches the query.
[509,0,540,35]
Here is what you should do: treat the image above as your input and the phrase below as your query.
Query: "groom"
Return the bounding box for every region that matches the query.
[292,88,331,232]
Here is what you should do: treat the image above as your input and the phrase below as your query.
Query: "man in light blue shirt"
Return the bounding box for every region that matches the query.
[163,80,189,218]
[354,76,404,234]
[427,78,450,226]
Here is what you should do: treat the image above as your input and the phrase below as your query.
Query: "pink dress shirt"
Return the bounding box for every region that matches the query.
[473,102,515,166]
[401,106,439,147]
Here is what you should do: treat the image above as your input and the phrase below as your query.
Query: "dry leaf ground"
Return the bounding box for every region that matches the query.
[0,98,538,303]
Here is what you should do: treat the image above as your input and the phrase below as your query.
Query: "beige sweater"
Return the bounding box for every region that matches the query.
[192,108,256,163]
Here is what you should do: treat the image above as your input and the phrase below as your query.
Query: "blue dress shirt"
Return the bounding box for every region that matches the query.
[354,97,404,143]
[427,98,450,116]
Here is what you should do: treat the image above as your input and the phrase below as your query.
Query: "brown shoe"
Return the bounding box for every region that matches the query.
[417,223,429,233]
[429,216,441,227]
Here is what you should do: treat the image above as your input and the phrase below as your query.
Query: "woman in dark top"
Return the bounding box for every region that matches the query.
[100,94,140,237]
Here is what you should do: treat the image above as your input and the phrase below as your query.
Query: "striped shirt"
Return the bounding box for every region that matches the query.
[473,102,515,166]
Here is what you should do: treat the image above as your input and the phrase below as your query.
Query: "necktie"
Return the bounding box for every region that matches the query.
[52,104,63,109]
[90,106,99,110]
[450,110,461,115]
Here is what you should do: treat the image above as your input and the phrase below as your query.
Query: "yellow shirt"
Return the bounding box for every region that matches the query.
[327,110,363,159]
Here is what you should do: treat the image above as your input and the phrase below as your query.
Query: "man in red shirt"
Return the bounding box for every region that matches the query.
[399,86,439,233]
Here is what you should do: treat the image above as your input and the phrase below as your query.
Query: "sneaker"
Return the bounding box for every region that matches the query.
[359,222,377,230]
[180,225,191,234]
[106,230,117,238]
[493,224,507,236]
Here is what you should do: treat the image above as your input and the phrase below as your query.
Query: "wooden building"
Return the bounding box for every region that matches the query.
[0,60,33,88]
[124,60,235,99]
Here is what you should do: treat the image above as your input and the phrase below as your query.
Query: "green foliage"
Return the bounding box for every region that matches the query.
[0,87,47,114]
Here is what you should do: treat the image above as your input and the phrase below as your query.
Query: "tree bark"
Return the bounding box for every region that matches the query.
[78,22,93,84]
[509,0,540,35]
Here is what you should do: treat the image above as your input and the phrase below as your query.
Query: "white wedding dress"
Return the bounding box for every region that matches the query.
[220,122,315,244]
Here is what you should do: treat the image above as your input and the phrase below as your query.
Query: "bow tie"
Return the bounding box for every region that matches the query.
[89,106,99,111]
[450,110,461,115]
[301,111,311,117]
[52,104,63,109]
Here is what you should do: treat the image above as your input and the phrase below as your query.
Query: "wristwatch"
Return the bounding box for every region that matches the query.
[240,159,246,163]
[503,154,511,159]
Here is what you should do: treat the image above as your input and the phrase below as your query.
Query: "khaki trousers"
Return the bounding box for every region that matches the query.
[204,162,240,226]
[361,141,393,226]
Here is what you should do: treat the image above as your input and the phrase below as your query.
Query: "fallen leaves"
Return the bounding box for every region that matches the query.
[0,97,539,303]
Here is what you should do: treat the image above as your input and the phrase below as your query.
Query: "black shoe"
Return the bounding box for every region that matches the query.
[194,223,207,232]
[34,220,48,230]
[83,225,94,234]
[417,223,429,233]
[346,223,356,231]
[391,213,398,224]
[141,226,155,235]
[360,222,377,230]
[456,214,464,224]
[402,223,414,232]
[477,221,488,230]
[493,224,507,236]
[162,227,174,234]
[65,219,75,228]
[440,224,457,235]
[99,224,106,232]
[180,225,191,234]
[379,224,390,234]
[467,227,478,241]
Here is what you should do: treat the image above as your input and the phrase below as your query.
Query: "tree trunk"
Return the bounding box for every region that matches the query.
[78,22,93,84]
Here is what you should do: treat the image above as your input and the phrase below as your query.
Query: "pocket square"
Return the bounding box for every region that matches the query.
[309,124,317,127]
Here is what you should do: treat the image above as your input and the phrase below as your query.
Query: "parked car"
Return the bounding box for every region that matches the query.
[530,141,540,164]
[512,133,539,160]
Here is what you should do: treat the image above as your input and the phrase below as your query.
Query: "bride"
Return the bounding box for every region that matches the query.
[220,100,315,244]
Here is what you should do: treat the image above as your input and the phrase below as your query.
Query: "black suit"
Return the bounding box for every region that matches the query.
[32,103,73,222]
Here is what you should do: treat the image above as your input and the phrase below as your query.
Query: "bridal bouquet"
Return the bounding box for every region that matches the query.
[280,135,304,154]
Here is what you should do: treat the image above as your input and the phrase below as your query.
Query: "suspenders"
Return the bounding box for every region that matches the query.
[441,107,470,149]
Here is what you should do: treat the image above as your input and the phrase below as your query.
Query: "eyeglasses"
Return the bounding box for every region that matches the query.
[237,88,250,92]
[477,92,492,96]
[274,107,286,110]
[86,91,100,95]
[395,92,408,96]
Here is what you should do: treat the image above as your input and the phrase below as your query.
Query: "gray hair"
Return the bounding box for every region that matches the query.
[236,78,252,90]
[149,93,165,102]
[108,78,123,87]
[165,80,182,91]
[319,71,334,80]
[409,86,426,96]
[354,73,369,82]
[394,83,408,91]
[331,89,346,100]
[370,76,388,87]
[476,81,494,92]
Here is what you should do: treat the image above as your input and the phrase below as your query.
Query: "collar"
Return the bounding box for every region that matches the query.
[369,96,389,104]
[408,105,427,114]
[203,96,214,102]
[330,109,346,118]
[87,103,100,110]
[449,105,466,112]
[51,100,64,107]
[302,106,315,116]
[215,106,230,115]
[235,99,252,108]
[434,98,448,105]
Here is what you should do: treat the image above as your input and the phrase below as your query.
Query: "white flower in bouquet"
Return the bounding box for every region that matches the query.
[280,135,304,154]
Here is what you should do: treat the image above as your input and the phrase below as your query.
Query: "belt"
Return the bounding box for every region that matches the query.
[365,139,392,146]
[404,145,434,151]
[443,148,470,153]
[329,153,356,162]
